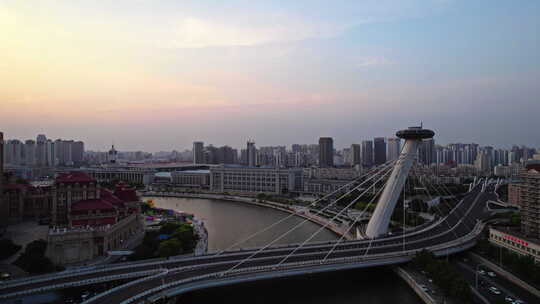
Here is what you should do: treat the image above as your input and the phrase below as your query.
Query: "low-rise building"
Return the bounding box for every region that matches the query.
[302,179,350,195]
[489,227,540,263]
[171,170,210,188]
[210,165,302,195]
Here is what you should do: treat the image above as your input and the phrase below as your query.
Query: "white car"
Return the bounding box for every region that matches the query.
[478,270,486,275]
[489,287,501,295]
[487,271,496,277]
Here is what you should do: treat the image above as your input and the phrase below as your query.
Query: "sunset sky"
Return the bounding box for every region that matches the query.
[1,0,539,151]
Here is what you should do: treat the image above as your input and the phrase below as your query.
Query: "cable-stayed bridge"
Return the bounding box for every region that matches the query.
[0,127,498,304]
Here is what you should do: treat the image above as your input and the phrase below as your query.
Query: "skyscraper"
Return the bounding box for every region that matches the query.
[351,144,361,166]
[419,139,435,165]
[247,140,257,167]
[24,139,36,166]
[193,141,204,164]
[36,134,47,166]
[318,137,334,168]
[387,138,401,161]
[373,137,386,166]
[361,140,373,167]
[72,141,85,165]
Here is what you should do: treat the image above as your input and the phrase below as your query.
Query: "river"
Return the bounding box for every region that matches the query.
[148,196,422,304]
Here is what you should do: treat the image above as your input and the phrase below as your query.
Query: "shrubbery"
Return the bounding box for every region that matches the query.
[0,239,22,260]
[475,239,540,287]
[129,222,198,260]
[411,250,472,302]
[13,239,58,274]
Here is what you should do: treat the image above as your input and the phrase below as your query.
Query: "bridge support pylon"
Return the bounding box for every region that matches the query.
[365,126,435,239]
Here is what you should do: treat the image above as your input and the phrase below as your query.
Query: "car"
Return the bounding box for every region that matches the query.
[0,272,11,281]
[477,270,486,275]
[513,300,525,304]
[505,296,514,302]
[81,291,92,300]
[487,271,496,277]
[489,287,501,295]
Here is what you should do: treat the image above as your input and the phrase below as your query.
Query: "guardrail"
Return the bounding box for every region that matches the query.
[82,268,169,304]
[0,270,162,300]
[118,221,485,304]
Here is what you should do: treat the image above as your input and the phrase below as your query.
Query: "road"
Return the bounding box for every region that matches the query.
[453,257,538,304]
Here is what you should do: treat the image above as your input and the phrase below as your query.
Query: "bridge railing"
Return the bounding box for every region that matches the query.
[119,221,485,304]
[0,270,162,300]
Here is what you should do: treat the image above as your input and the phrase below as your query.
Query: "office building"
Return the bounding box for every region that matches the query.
[387,138,401,161]
[193,141,204,164]
[373,137,386,166]
[361,140,373,167]
[351,144,361,166]
[318,137,334,168]
[247,141,257,167]
[210,165,302,195]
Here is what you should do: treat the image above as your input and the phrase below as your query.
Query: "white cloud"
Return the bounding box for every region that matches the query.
[165,17,347,49]
[356,56,393,68]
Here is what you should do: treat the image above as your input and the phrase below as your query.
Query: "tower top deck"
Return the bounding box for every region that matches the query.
[396,127,435,140]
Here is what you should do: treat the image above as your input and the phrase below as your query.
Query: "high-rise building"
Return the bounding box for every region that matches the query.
[318,137,334,168]
[108,145,118,164]
[419,139,435,165]
[193,141,204,164]
[361,140,373,167]
[247,140,257,167]
[72,141,85,165]
[387,138,401,161]
[373,137,386,166]
[351,144,361,166]
[24,139,36,166]
[519,163,540,239]
[36,134,47,166]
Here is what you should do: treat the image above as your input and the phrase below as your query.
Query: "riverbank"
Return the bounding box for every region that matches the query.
[142,192,436,304]
[141,191,353,240]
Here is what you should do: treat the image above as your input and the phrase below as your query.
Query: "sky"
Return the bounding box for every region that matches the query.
[1,0,539,151]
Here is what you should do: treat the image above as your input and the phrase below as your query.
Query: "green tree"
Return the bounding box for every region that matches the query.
[158,239,183,257]
[13,239,56,274]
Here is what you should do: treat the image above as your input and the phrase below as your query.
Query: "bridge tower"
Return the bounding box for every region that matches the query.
[365,126,435,239]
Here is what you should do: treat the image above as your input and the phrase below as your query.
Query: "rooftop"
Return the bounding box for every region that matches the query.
[56,171,96,183]
[71,199,116,211]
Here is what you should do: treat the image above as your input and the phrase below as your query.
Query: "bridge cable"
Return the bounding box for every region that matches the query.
[413,164,475,233]
[410,163,461,242]
[320,175,388,263]
[436,182,479,230]
[275,166,394,266]
[214,160,397,255]
[222,163,396,273]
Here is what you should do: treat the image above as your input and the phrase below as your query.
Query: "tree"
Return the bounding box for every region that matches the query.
[158,239,183,257]
[0,239,22,260]
[159,222,182,235]
[172,224,198,252]
[13,239,56,274]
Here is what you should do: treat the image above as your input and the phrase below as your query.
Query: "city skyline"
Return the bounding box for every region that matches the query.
[2,131,539,153]
[2,0,539,151]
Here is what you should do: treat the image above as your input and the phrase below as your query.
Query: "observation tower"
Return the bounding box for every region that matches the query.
[365,126,435,239]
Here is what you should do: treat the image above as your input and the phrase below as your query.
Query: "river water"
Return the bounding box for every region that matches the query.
[149,196,422,304]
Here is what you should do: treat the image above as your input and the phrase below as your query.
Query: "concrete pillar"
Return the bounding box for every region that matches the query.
[365,127,434,239]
